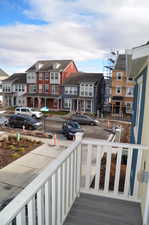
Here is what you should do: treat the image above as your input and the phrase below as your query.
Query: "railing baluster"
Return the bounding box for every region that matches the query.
[57,167,62,225]
[16,208,26,225]
[45,179,52,225]
[85,144,92,190]
[114,149,122,194]
[73,148,77,198]
[28,197,36,225]
[52,173,57,225]
[66,157,70,211]
[77,144,81,195]
[62,162,66,221]
[70,152,74,205]
[124,148,133,197]
[104,146,112,193]
[95,145,103,191]
[133,148,143,198]
[37,188,44,225]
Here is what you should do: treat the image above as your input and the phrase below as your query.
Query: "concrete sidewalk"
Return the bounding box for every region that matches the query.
[0,134,73,210]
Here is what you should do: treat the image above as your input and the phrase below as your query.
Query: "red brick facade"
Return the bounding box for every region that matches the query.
[26,61,78,110]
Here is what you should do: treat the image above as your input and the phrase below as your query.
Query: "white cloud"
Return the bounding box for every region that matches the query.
[1,0,149,73]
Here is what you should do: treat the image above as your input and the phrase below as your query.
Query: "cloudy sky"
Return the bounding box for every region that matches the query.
[0,0,149,74]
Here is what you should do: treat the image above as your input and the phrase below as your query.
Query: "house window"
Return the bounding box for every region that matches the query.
[64,98,71,109]
[127,77,134,82]
[39,84,43,93]
[125,102,133,113]
[50,72,60,84]
[39,73,43,80]
[44,84,49,93]
[85,100,92,112]
[51,85,59,95]
[29,85,37,93]
[115,87,121,95]
[64,87,77,95]
[126,87,134,97]
[116,72,122,80]
[80,83,94,97]
[45,72,49,80]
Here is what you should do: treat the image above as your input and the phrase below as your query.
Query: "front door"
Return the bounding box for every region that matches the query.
[115,102,120,113]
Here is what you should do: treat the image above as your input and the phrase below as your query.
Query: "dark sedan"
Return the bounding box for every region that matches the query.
[62,120,84,140]
[8,114,42,130]
[70,114,99,125]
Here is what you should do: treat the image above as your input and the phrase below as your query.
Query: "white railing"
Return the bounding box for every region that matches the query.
[0,139,82,225]
[80,139,148,201]
[0,136,148,225]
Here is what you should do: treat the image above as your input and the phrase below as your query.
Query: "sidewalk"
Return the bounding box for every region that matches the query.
[0,134,72,210]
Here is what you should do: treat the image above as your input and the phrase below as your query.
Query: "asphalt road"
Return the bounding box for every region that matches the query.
[43,119,110,140]
[0,112,111,140]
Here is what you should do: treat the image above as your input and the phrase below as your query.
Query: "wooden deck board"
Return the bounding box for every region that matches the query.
[64,193,142,225]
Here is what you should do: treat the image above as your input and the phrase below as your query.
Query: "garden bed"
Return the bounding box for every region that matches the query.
[0,135,42,169]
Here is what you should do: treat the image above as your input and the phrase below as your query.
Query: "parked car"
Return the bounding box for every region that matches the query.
[15,107,43,119]
[62,120,84,140]
[8,114,42,130]
[70,114,99,125]
[0,117,8,127]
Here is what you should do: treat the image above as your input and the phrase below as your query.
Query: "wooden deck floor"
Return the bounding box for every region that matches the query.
[64,193,142,225]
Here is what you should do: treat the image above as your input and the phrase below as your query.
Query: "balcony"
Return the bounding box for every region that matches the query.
[0,134,148,225]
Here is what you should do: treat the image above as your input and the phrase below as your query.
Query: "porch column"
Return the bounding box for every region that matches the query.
[38,97,41,108]
[70,99,73,112]
[45,98,46,107]
[84,100,85,113]
[32,97,35,108]
[77,99,79,112]
[91,100,93,113]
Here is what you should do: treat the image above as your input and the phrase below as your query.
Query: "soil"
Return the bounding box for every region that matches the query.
[0,135,42,169]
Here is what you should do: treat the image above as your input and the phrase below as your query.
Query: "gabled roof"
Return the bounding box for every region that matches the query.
[114,54,126,71]
[0,68,9,77]
[3,73,26,84]
[63,72,103,85]
[26,60,74,72]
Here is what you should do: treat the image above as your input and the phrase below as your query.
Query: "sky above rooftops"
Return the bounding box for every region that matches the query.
[0,0,149,74]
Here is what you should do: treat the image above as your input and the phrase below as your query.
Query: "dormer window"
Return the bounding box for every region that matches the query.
[53,63,61,69]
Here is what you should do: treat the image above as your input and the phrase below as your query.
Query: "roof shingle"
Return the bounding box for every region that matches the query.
[63,72,103,85]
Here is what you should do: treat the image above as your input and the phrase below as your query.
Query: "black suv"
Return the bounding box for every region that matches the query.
[8,114,42,130]
[62,120,84,140]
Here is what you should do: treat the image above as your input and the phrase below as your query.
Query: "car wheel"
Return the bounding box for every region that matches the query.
[10,123,15,128]
[28,125,33,130]
[90,122,95,126]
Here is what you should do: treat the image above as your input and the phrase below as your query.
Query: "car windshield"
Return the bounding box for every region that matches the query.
[69,122,80,129]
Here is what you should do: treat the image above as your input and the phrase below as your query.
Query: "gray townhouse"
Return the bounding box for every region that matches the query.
[62,72,105,114]
[2,73,27,107]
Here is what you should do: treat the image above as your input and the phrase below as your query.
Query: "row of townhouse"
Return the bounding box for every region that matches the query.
[2,60,105,114]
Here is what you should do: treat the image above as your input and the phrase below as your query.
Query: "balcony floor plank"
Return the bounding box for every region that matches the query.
[64,193,142,225]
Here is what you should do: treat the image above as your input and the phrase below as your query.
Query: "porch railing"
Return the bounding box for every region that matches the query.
[0,135,148,225]
[0,138,82,225]
[80,139,148,201]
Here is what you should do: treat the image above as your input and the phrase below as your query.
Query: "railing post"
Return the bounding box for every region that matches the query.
[75,132,84,141]
[75,133,83,198]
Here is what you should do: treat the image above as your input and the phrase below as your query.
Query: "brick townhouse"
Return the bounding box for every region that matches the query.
[25,60,78,110]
